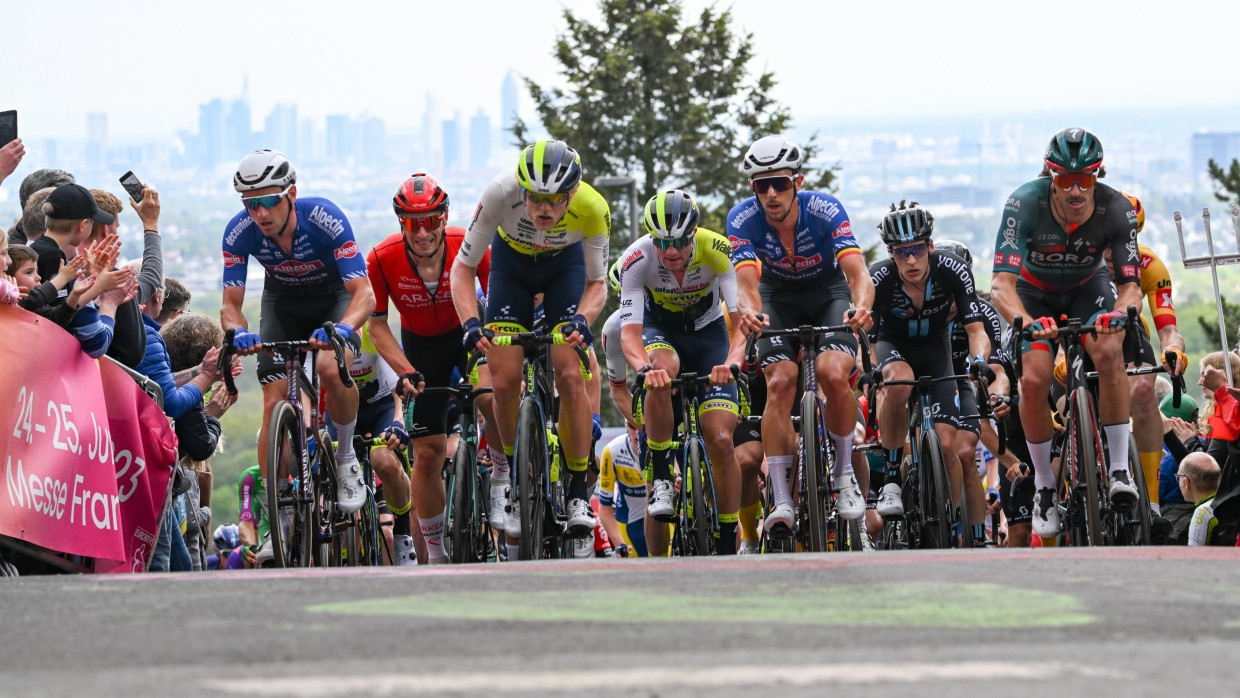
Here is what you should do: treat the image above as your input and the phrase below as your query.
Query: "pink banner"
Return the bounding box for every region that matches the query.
[0,304,178,571]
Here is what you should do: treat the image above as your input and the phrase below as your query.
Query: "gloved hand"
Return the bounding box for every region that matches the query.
[1028,316,1057,334]
[462,317,492,352]
[383,420,410,448]
[1093,311,1126,331]
[311,322,353,345]
[969,354,990,382]
[233,329,262,351]
[397,371,424,399]
[561,314,594,346]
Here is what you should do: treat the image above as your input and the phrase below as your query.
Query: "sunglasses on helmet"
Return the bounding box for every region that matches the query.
[524,190,569,207]
[750,175,796,195]
[241,185,293,211]
[399,212,447,232]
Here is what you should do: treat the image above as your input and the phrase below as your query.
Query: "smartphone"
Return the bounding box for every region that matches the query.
[119,170,145,203]
[0,110,16,148]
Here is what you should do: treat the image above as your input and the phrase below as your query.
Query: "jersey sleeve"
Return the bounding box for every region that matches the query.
[602,310,627,387]
[993,190,1033,276]
[617,245,649,328]
[868,260,897,328]
[237,470,258,523]
[944,252,983,325]
[576,184,612,281]
[705,231,740,311]
[725,200,761,273]
[460,179,505,268]
[598,445,616,506]
[1141,249,1177,330]
[367,246,390,317]
[314,200,368,283]
[221,211,252,288]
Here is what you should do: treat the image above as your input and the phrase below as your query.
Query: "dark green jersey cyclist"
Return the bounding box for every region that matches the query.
[990,128,1142,540]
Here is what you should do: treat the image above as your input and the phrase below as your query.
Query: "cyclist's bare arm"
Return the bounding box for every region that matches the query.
[965,321,991,366]
[735,265,763,331]
[221,285,248,333]
[840,253,875,330]
[368,316,414,376]
[339,276,376,334]
[991,272,1037,328]
[450,259,480,324]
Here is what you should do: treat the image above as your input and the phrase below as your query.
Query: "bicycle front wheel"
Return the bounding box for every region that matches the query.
[514,398,547,561]
[264,402,301,568]
[687,438,716,555]
[1064,389,1103,547]
[919,429,953,549]
[800,392,830,552]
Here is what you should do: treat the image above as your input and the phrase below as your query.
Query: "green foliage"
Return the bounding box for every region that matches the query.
[512,0,838,239]
[1194,295,1239,354]
[1207,158,1240,205]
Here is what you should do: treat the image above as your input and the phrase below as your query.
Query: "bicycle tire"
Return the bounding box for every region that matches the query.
[1114,435,1152,546]
[800,392,830,552]
[760,470,795,553]
[959,478,974,549]
[919,430,953,549]
[312,429,337,567]
[1070,389,1104,547]
[514,397,547,560]
[355,484,382,566]
[264,402,301,568]
[834,511,865,551]
[446,440,471,564]
[687,438,715,555]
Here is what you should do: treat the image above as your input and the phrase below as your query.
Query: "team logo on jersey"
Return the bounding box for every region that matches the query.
[1121,265,1136,278]
[1141,255,1153,269]
[770,252,822,272]
[308,205,346,236]
[1157,288,1174,309]
[1001,218,1019,250]
[622,250,644,271]
[334,241,360,260]
[270,259,325,276]
[223,252,245,267]
[1006,254,1022,267]
[832,221,853,239]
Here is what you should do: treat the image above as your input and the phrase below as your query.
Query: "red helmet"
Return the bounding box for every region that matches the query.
[393,173,449,215]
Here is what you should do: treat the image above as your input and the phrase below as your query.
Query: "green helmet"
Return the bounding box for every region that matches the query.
[1044,128,1103,171]
[608,257,623,294]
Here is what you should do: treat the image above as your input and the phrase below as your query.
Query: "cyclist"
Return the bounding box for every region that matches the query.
[868,204,992,534]
[619,190,749,555]
[990,128,1141,538]
[937,239,1012,544]
[450,140,610,539]
[366,173,496,564]
[222,149,375,516]
[1108,192,1188,515]
[728,135,873,533]
[597,421,649,556]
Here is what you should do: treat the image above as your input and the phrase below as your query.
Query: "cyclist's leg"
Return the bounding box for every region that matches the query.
[876,342,914,517]
[1127,326,1163,510]
[734,391,765,552]
[756,285,802,530]
[1013,280,1061,492]
[255,288,304,483]
[640,326,680,526]
[685,318,741,554]
[1077,276,1137,499]
[815,289,864,516]
[954,381,987,537]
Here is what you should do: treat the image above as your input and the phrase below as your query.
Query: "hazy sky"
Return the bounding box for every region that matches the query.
[4,0,1236,140]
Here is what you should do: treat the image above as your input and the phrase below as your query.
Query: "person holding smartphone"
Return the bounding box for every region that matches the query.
[0,137,24,188]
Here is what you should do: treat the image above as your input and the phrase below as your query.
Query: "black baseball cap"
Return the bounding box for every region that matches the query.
[45,183,115,224]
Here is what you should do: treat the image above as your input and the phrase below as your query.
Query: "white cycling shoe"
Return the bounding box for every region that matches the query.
[334,456,366,514]
[834,474,865,521]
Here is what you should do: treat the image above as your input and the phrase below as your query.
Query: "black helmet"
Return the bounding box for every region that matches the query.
[879,200,933,245]
[935,239,972,268]
[1044,128,1103,171]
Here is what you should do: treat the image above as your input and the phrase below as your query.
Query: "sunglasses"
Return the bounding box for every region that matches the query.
[241,185,293,211]
[889,242,929,261]
[399,212,447,232]
[524,190,569,207]
[1049,170,1097,191]
[652,234,694,250]
[750,175,796,195]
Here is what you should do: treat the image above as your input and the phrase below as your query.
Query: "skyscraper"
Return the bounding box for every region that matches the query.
[358,113,387,168]
[502,70,519,136]
[197,98,226,170]
[470,108,491,170]
[85,113,107,171]
[326,114,355,163]
[225,98,253,160]
[442,114,461,172]
[264,103,299,160]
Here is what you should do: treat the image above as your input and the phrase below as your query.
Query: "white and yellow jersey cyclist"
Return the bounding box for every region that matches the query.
[597,426,652,556]
[619,189,749,556]
[450,139,611,540]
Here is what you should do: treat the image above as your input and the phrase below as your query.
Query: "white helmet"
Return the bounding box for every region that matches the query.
[233,149,297,193]
[741,136,802,178]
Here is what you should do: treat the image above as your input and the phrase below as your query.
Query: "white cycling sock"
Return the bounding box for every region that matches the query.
[829,430,855,483]
[506,543,520,562]
[490,447,510,481]
[767,456,794,509]
[419,512,445,560]
[1103,424,1131,477]
[1028,439,1055,491]
[333,418,357,461]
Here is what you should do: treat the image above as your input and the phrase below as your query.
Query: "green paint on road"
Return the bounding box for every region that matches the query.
[308,583,1094,628]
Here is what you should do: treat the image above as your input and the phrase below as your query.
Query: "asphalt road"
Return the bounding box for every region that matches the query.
[2,547,1238,697]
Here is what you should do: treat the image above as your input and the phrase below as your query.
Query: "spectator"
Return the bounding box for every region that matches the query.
[134,268,221,419]
[18,187,55,245]
[9,168,75,245]
[86,186,163,369]
[7,244,88,324]
[155,277,189,324]
[0,245,19,305]
[1179,452,1222,546]
[1154,375,1173,405]
[1159,394,1200,540]
[33,183,112,282]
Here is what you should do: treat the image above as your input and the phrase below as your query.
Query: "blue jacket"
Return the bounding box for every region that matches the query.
[135,314,202,419]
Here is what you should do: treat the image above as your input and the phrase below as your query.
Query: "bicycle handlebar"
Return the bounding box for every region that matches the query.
[219,329,239,398]
[491,331,593,380]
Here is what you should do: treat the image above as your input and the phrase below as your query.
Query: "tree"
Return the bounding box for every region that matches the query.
[1207,158,1240,205]
[1197,295,1240,352]
[512,0,838,236]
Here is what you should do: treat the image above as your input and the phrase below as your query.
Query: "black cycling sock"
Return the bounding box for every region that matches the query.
[393,512,411,538]
[568,470,589,501]
[716,518,738,555]
[884,448,902,484]
[649,443,674,482]
[972,523,985,543]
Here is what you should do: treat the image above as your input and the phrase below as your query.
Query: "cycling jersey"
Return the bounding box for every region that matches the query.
[602,309,626,388]
[1138,244,1177,330]
[617,230,739,331]
[1188,494,1218,546]
[726,190,860,288]
[459,175,610,280]
[222,196,367,294]
[349,324,398,405]
[598,433,646,527]
[992,180,1139,293]
[237,465,269,542]
[950,297,1007,373]
[870,251,982,342]
[368,227,490,337]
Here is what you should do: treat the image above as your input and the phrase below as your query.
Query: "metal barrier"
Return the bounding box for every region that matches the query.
[1174,203,1240,385]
